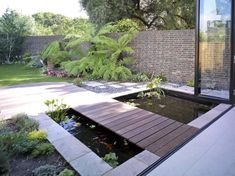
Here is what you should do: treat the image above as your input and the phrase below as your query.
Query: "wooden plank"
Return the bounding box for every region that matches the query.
[106,110,154,129]
[129,119,175,143]
[78,102,120,114]
[98,108,142,124]
[146,124,192,152]
[137,121,183,148]
[116,115,160,135]
[110,113,157,131]
[74,102,110,112]
[84,103,129,117]
[155,127,198,157]
[122,117,168,139]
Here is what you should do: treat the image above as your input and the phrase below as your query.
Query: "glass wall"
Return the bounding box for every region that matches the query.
[198,0,232,99]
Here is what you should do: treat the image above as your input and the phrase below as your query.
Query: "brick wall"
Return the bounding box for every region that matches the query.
[22,30,196,84]
[22,35,63,55]
[129,30,195,83]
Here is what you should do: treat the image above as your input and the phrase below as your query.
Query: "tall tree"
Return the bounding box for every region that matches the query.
[0,9,34,63]
[32,12,92,35]
[80,0,196,29]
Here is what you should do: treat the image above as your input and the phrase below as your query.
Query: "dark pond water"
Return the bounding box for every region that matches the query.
[59,109,142,167]
[118,94,216,124]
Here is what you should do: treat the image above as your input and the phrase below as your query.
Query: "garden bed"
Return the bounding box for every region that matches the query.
[0,113,78,176]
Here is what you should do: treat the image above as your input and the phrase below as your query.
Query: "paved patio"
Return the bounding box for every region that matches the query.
[0,82,233,176]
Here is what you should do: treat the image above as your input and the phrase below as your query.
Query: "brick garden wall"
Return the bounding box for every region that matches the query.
[129,30,195,83]
[22,35,63,55]
[22,30,196,84]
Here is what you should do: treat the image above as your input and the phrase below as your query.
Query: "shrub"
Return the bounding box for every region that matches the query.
[0,150,9,175]
[28,130,47,141]
[44,99,70,123]
[186,80,194,87]
[111,19,140,32]
[13,113,39,132]
[32,165,62,176]
[26,55,44,68]
[31,143,55,157]
[132,73,149,82]
[58,169,75,176]
[73,77,83,86]
[102,152,119,167]
[41,41,69,66]
[0,131,38,154]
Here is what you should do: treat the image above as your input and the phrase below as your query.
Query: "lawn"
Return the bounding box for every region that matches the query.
[0,64,72,87]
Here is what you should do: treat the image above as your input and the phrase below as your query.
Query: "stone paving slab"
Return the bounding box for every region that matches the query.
[188,104,232,128]
[70,152,112,176]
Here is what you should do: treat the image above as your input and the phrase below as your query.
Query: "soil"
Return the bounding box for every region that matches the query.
[9,152,73,176]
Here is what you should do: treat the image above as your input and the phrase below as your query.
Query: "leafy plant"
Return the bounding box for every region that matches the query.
[12,113,39,132]
[0,131,38,155]
[58,169,75,176]
[186,80,194,87]
[111,19,140,32]
[41,41,69,66]
[26,55,44,68]
[32,164,63,176]
[28,130,47,141]
[62,29,136,81]
[31,143,55,157]
[44,99,70,123]
[156,73,167,82]
[138,77,165,99]
[0,150,9,175]
[73,77,83,86]
[132,73,149,82]
[102,152,119,167]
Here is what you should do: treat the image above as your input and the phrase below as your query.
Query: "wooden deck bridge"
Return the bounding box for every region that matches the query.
[1,82,198,157]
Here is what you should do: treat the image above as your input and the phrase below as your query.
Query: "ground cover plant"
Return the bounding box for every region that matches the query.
[0,113,76,176]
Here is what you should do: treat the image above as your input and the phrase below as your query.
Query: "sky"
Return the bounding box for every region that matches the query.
[0,0,88,18]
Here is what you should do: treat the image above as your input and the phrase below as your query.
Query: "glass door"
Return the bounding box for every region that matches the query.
[197,0,232,100]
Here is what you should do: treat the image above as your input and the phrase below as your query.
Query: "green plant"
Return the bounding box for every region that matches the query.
[26,55,44,68]
[132,73,149,82]
[12,113,39,132]
[58,169,75,176]
[44,99,70,123]
[0,131,38,154]
[32,164,62,176]
[102,152,119,167]
[111,19,140,32]
[186,80,194,87]
[22,52,32,63]
[28,130,47,141]
[138,77,165,99]
[156,73,167,82]
[31,143,55,157]
[73,77,83,86]
[0,150,9,175]
[41,41,69,66]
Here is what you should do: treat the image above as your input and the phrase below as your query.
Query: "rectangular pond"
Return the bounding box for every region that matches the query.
[59,109,143,167]
[116,91,217,124]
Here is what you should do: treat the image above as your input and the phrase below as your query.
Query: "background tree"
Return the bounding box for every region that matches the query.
[0,9,35,63]
[32,12,92,35]
[80,0,196,29]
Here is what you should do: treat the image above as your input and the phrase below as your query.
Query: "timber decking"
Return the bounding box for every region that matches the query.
[0,82,198,158]
[73,101,199,157]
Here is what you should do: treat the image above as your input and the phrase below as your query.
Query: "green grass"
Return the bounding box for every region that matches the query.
[0,64,72,87]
